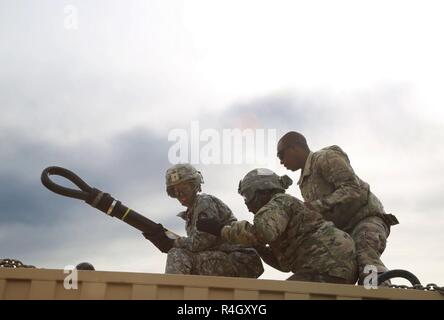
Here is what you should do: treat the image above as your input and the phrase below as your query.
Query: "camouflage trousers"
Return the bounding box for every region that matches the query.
[165,247,264,278]
[350,216,390,282]
[286,226,358,285]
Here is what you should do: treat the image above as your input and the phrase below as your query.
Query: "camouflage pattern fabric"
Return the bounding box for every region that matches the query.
[351,215,390,276]
[166,247,263,278]
[166,193,263,278]
[297,145,398,280]
[221,193,358,284]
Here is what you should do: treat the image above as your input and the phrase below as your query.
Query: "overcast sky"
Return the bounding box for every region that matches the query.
[1,0,443,285]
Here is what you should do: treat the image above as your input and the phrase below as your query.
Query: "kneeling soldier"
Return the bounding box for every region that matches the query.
[197,168,358,284]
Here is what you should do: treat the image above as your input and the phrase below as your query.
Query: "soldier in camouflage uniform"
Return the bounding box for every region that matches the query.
[143,163,263,278]
[277,131,399,283]
[197,168,358,284]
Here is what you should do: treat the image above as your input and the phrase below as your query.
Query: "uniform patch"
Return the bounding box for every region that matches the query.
[170,171,180,182]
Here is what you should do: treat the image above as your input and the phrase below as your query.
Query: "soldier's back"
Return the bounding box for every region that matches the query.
[265,193,357,282]
[300,145,386,231]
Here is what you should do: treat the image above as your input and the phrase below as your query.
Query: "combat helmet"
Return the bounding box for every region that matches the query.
[165,163,203,197]
[238,168,292,203]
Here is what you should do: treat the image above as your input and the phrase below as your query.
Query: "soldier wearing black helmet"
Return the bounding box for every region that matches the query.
[197,168,358,284]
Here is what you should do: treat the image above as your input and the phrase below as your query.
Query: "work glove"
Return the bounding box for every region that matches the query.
[142,223,174,253]
[196,217,224,236]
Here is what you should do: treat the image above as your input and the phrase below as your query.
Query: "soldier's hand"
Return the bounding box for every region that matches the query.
[142,223,174,253]
[142,222,164,237]
[196,217,224,236]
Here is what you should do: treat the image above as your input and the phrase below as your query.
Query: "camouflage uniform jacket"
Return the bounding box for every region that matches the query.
[298,145,397,233]
[174,193,248,253]
[221,193,357,279]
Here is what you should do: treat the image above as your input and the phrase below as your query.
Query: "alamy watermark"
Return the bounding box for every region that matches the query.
[168,121,278,165]
[64,4,79,30]
[63,265,78,289]
[363,265,379,289]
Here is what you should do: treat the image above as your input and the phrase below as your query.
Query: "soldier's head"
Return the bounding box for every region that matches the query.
[277,131,310,171]
[238,168,293,214]
[166,163,203,207]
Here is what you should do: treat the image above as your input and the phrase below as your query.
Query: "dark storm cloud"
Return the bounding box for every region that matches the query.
[0,127,171,225]
[0,171,77,224]
[0,124,187,269]
[218,86,441,153]
[214,88,444,219]
[220,92,321,132]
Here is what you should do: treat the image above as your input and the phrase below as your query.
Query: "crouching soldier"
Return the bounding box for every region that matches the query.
[143,164,264,278]
[276,131,399,283]
[197,168,358,284]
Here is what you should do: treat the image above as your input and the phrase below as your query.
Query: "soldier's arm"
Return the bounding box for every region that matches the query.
[220,220,261,246]
[253,199,289,243]
[221,222,289,272]
[221,197,289,246]
[174,200,221,252]
[309,149,363,212]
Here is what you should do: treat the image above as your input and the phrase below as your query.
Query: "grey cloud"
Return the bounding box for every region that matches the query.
[0,127,171,225]
[0,125,189,269]
[0,0,195,138]
[0,171,78,224]
[216,85,439,150]
[222,92,324,131]
[188,87,444,220]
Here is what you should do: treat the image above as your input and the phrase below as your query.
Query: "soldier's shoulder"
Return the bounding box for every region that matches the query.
[271,192,293,201]
[314,145,349,163]
[267,193,299,208]
[195,193,217,207]
[195,193,232,214]
[316,145,346,156]
[196,193,214,201]
[198,193,230,206]
[256,193,298,219]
